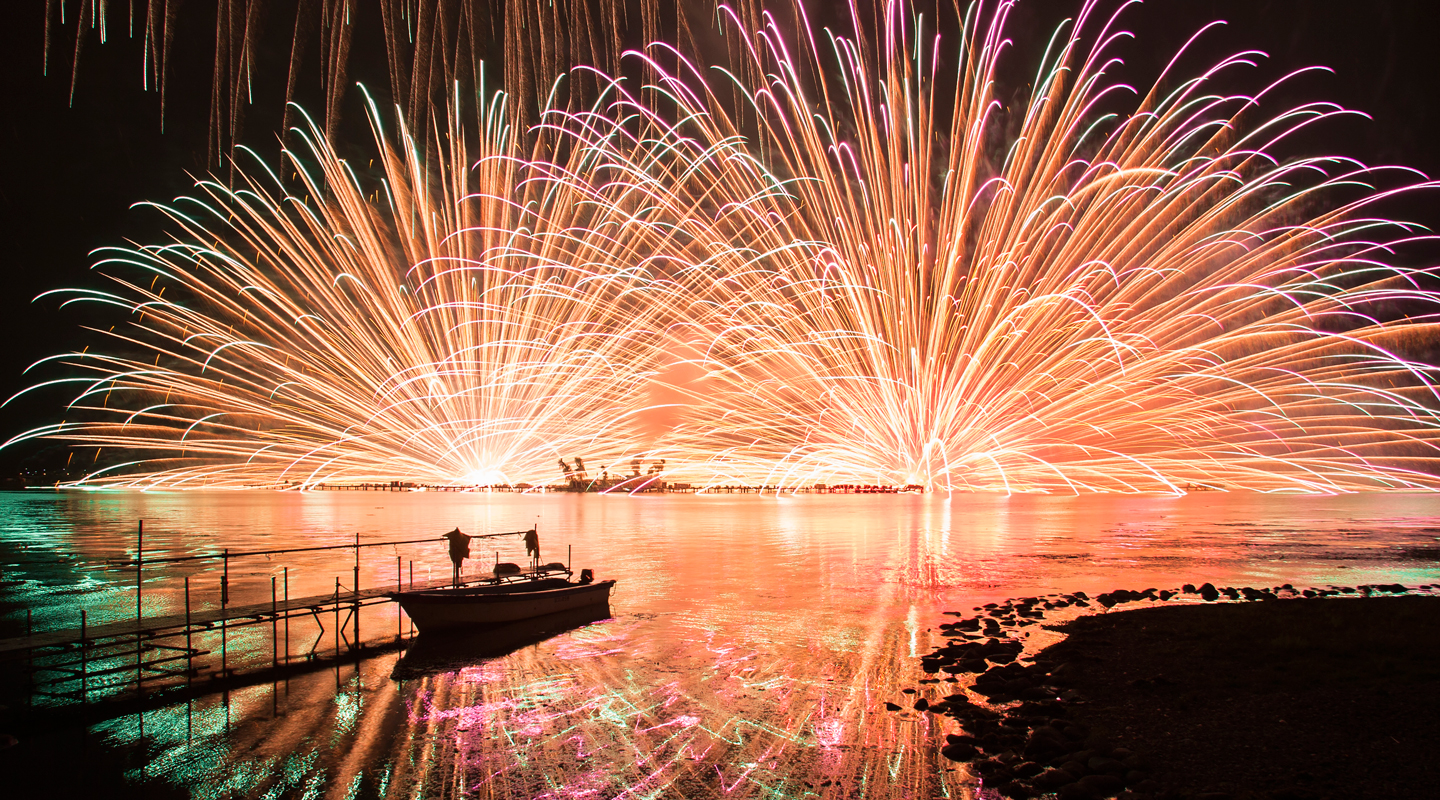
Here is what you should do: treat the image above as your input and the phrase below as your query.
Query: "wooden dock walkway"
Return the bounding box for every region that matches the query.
[0,566,569,658]
[0,526,564,706]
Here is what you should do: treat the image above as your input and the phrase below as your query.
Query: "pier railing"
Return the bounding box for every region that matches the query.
[0,524,554,709]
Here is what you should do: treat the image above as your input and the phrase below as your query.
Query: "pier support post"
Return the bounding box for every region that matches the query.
[136,520,143,697]
[283,567,289,663]
[79,609,87,704]
[185,577,192,684]
[221,548,230,678]
[25,609,32,706]
[353,533,361,650]
[271,577,278,670]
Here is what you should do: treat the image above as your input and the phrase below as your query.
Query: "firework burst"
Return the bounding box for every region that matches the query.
[16,0,1440,493]
[630,0,1440,492]
[7,85,683,488]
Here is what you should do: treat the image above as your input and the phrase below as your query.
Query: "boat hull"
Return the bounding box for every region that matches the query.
[392,579,615,633]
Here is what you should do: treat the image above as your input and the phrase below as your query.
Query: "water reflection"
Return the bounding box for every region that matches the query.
[0,490,1438,798]
[392,604,613,679]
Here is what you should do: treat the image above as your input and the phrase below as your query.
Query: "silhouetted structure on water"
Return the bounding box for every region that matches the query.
[558,456,669,492]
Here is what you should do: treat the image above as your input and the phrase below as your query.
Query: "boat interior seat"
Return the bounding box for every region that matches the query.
[494,562,522,576]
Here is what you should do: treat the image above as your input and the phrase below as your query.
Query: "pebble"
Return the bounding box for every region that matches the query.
[941,742,977,761]
[1087,756,1125,776]
[1033,768,1076,790]
[1013,761,1044,778]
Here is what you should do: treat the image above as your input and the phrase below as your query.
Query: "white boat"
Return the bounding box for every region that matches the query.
[390,571,615,633]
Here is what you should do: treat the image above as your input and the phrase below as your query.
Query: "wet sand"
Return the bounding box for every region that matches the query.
[1043,595,1440,800]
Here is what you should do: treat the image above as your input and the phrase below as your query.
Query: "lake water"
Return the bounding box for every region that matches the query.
[1,490,1438,799]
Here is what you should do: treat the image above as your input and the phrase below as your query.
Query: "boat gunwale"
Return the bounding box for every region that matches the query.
[389,579,614,605]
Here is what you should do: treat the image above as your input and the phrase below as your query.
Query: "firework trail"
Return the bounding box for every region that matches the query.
[624,0,1440,493]
[6,85,684,488]
[49,0,685,162]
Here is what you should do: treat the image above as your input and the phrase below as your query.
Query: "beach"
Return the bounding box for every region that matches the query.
[921,591,1440,800]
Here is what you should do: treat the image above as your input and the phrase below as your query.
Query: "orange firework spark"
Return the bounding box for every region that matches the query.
[14,0,1440,494]
[624,0,1440,493]
[7,85,684,488]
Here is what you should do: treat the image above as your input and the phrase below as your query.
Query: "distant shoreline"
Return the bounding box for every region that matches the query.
[4,481,928,494]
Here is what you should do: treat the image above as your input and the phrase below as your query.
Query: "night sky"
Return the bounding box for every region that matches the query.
[1,0,1438,477]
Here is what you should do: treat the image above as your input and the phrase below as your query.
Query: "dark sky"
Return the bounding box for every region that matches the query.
[0,0,1438,473]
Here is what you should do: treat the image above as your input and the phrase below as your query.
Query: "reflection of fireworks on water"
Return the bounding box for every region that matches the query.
[15,0,1440,492]
[390,610,943,799]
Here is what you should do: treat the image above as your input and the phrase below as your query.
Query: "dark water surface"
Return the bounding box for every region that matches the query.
[2,490,1439,798]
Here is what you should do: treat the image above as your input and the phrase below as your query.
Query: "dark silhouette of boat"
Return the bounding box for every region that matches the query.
[391,603,613,679]
[389,570,615,633]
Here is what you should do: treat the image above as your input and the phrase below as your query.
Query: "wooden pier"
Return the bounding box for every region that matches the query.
[0,526,559,707]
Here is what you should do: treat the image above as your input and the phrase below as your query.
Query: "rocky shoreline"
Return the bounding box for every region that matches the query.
[893,583,1440,800]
